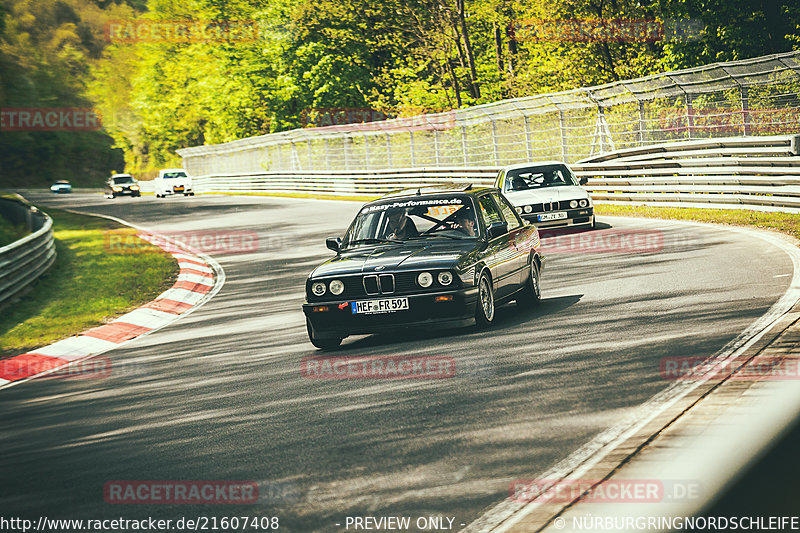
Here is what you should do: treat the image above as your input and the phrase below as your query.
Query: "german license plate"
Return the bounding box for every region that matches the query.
[351,298,409,314]
[538,212,567,222]
[174,185,185,192]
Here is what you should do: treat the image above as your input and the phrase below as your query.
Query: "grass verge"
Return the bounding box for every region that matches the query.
[0,208,178,356]
[595,204,800,242]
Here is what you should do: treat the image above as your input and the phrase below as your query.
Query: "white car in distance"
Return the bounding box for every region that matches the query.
[495,161,594,229]
[154,168,194,198]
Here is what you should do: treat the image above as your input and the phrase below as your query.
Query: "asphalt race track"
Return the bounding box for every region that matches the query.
[0,192,794,532]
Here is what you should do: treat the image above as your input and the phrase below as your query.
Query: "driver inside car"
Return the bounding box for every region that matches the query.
[454,209,477,237]
[384,208,419,240]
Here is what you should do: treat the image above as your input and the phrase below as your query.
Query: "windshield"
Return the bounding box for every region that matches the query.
[342,196,479,248]
[504,165,578,191]
[162,172,187,179]
[112,176,134,184]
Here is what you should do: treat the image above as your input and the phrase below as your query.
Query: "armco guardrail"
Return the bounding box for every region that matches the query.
[183,135,800,212]
[0,197,56,306]
[572,134,800,211]
[189,168,499,197]
[177,51,800,175]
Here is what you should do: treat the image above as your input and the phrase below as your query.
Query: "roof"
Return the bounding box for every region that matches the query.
[500,161,570,172]
[377,183,492,201]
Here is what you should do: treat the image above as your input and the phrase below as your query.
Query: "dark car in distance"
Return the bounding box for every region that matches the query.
[302,184,545,349]
[104,173,141,199]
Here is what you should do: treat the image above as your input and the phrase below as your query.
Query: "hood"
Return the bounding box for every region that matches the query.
[505,186,589,205]
[311,240,477,278]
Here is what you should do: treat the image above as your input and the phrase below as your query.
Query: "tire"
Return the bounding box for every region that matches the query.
[306,318,342,350]
[474,272,495,328]
[517,258,541,307]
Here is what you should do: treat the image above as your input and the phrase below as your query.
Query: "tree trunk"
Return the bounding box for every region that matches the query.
[456,0,480,99]
[504,1,517,76]
[448,60,462,107]
[494,21,504,76]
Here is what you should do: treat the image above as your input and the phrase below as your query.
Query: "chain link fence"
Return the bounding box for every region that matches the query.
[178,51,800,176]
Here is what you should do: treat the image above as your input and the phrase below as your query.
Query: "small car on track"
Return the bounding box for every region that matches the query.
[302,184,544,349]
[154,168,194,197]
[50,180,72,194]
[495,162,594,229]
[104,174,141,198]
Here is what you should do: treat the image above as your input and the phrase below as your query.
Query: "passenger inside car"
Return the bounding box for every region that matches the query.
[510,175,529,191]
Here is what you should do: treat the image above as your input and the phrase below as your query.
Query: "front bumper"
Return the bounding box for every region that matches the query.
[303,287,479,337]
[164,184,193,194]
[522,207,593,229]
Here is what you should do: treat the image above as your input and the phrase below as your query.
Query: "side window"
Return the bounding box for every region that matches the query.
[478,195,503,229]
[493,193,521,230]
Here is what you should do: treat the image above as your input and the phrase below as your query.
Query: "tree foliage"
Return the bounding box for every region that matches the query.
[1,0,799,182]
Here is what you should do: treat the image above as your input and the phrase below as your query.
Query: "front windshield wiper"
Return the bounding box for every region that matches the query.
[407,233,469,241]
[345,238,403,246]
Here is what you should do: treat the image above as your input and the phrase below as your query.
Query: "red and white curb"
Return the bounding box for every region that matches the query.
[0,221,225,390]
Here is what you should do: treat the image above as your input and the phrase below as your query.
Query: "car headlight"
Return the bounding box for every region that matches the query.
[579,199,588,207]
[524,205,533,213]
[311,282,326,296]
[417,272,433,288]
[570,200,578,208]
[438,271,453,286]
[112,186,122,191]
[515,206,523,214]
[131,185,140,190]
[329,279,344,296]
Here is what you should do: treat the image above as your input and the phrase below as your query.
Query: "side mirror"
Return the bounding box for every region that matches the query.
[326,237,341,252]
[487,221,508,240]
[579,176,588,185]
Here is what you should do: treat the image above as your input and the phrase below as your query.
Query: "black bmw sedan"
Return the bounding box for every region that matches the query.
[302,184,544,349]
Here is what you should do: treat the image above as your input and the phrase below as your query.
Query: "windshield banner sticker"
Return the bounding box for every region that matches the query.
[361,198,463,214]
